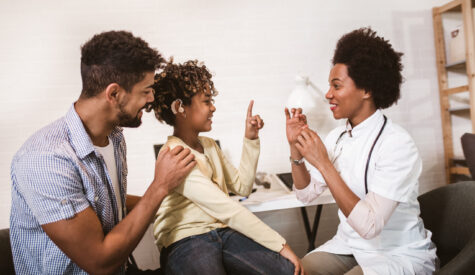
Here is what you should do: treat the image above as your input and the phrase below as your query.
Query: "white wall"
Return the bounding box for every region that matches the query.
[0,0,449,263]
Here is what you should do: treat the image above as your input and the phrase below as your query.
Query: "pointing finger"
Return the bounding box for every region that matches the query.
[247,100,254,118]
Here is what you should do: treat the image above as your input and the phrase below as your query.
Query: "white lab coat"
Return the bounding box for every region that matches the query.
[299,110,438,275]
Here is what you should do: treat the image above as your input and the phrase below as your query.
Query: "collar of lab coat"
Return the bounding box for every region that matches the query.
[344,109,384,138]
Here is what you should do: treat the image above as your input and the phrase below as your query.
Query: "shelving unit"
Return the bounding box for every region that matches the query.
[433,0,475,183]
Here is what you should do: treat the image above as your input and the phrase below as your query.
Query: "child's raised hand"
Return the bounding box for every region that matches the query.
[245,100,264,140]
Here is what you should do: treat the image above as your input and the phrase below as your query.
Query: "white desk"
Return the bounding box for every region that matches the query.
[233,173,335,252]
[236,173,334,211]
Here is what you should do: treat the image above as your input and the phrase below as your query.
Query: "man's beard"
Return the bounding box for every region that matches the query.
[117,102,143,128]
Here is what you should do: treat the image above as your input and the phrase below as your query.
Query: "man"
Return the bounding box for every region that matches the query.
[10,30,196,274]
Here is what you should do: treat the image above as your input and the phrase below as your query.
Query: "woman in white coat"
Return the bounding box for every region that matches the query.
[285,28,438,275]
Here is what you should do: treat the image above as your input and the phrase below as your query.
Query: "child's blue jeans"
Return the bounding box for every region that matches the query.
[160,227,295,275]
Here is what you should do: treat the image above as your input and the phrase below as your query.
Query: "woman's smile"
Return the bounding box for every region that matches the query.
[330,103,337,111]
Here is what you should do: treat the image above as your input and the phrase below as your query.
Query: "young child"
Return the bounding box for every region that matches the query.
[151,60,303,275]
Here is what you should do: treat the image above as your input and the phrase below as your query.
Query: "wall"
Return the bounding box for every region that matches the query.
[0,0,449,266]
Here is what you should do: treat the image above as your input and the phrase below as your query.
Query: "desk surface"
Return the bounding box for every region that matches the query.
[233,173,335,212]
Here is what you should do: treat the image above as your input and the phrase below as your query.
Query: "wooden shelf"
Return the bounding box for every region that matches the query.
[446,60,466,69]
[449,166,470,175]
[448,106,470,112]
[433,0,475,184]
[436,0,475,12]
[443,85,469,95]
[452,157,468,166]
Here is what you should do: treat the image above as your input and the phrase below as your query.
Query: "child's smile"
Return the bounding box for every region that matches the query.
[184,89,216,133]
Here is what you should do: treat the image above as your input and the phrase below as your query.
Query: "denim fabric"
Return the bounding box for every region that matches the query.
[161,228,294,275]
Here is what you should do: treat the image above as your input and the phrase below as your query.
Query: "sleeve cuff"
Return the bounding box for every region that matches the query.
[346,192,398,240]
[347,200,367,228]
[243,137,260,146]
[293,177,326,204]
[269,236,287,252]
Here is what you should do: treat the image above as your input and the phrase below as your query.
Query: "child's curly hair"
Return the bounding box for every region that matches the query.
[152,59,218,126]
[332,27,403,109]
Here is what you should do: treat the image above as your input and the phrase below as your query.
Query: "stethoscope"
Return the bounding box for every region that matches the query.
[333,115,387,194]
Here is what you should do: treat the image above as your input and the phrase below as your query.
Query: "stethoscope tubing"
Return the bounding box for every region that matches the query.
[334,115,388,194]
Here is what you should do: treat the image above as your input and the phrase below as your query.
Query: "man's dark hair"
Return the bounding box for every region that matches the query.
[152,59,218,126]
[80,30,164,98]
[332,27,403,109]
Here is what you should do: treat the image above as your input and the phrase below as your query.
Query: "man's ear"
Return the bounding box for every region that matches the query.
[105,83,121,103]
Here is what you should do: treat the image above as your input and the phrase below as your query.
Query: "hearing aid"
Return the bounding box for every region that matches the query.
[171,99,184,114]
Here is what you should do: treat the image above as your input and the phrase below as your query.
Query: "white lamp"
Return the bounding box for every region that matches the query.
[286,76,336,138]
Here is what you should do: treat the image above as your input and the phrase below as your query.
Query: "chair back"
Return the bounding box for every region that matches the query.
[0,228,14,274]
[418,181,475,272]
[461,133,475,178]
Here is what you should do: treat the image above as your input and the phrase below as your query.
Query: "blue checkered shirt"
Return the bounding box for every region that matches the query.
[10,104,128,274]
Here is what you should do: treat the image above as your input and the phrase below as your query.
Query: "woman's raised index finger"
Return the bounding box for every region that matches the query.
[285,107,291,120]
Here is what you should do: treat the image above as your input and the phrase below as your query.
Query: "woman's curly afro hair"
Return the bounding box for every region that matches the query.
[332,27,403,109]
[151,59,218,126]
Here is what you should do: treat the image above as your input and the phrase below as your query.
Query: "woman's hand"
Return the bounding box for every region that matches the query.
[280,244,305,275]
[295,128,330,170]
[285,108,307,145]
[245,100,264,140]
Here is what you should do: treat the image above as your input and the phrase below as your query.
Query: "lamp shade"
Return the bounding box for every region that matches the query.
[286,76,336,138]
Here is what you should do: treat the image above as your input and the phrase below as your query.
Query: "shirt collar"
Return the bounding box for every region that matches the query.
[345,110,384,138]
[65,103,123,159]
